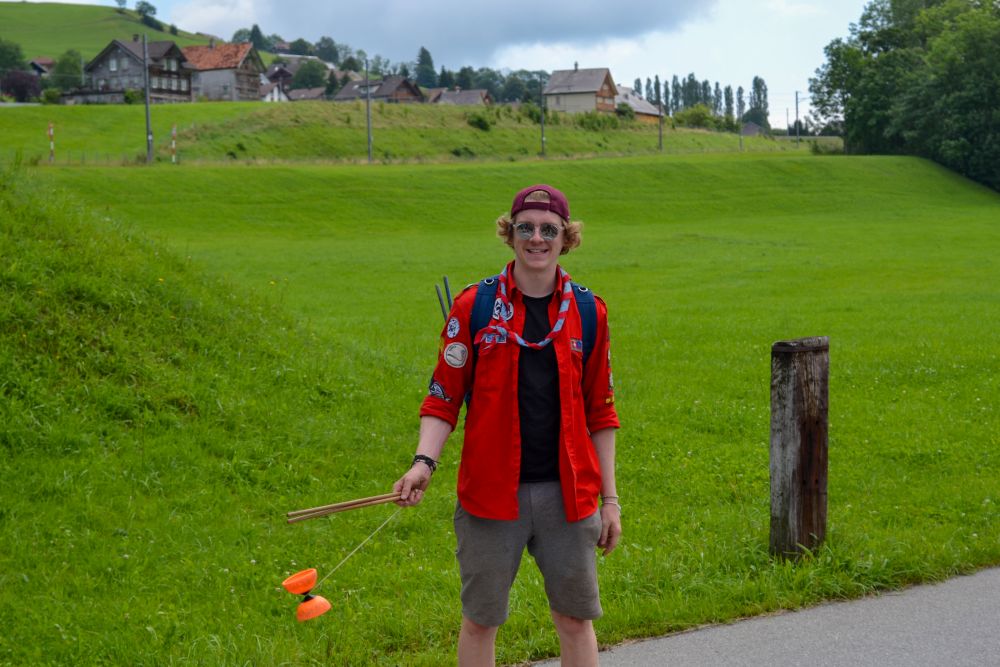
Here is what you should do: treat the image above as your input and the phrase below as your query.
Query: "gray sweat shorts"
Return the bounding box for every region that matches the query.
[453,481,603,627]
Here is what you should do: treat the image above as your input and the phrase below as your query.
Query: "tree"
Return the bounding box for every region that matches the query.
[724,85,734,122]
[231,28,251,43]
[736,86,746,120]
[671,75,681,113]
[473,67,503,100]
[713,82,722,115]
[115,0,127,10]
[325,69,342,97]
[633,77,643,98]
[340,55,362,72]
[290,59,327,90]
[456,66,475,91]
[501,75,526,102]
[438,66,455,90]
[683,73,698,107]
[315,37,339,64]
[653,74,662,106]
[414,46,436,88]
[644,77,653,102]
[0,38,26,76]
[700,80,712,108]
[49,49,83,92]
[1,70,40,102]
[248,25,266,51]
[289,38,314,56]
[368,55,390,77]
[746,75,769,128]
[135,1,156,17]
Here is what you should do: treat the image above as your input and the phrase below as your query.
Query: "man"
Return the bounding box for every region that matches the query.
[394,184,620,666]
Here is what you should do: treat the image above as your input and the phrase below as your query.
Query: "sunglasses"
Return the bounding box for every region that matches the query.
[513,221,562,241]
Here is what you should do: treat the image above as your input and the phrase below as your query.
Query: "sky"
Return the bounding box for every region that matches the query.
[10,0,869,126]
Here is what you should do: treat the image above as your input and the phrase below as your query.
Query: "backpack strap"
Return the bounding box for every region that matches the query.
[466,276,500,407]
[571,282,597,367]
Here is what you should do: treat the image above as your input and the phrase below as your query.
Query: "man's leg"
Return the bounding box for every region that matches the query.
[550,610,598,666]
[458,615,499,667]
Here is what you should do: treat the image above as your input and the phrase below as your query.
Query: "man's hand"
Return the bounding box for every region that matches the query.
[393,464,432,507]
[597,504,621,556]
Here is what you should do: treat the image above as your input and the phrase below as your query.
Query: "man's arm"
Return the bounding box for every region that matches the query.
[593,427,621,555]
[394,415,453,507]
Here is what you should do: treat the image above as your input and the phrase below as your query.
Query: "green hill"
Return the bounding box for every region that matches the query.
[0,1,209,62]
[0,101,808,165]
[3,153,997,664]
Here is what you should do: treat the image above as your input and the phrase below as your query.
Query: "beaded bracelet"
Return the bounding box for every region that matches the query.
[412,454,438,473]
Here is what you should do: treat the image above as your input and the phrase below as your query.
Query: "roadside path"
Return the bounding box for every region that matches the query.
[536,567,1000,666]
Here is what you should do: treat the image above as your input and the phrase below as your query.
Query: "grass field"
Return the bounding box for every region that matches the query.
[2,153,998,665]
[0,2,208,62]
[0,101,805,165]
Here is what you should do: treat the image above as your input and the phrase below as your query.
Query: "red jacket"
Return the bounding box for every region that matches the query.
[420,268,619,521]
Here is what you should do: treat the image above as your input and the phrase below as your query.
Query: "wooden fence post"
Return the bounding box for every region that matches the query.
[770,336,829,558]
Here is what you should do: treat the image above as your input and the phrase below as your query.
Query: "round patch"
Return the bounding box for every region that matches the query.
[447,317,460,339]
[444,342,468,368]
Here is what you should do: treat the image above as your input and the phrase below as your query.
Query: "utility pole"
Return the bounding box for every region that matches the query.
[658,84,664,152]
[365,58,372,164]
[539,71,546,157]
[795,91,801,146]
[143,34,153,164]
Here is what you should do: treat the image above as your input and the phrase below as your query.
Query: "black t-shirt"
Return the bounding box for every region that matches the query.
[518,293,561,482]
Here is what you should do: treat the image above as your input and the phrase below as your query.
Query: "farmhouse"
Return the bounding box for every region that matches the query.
[29,57,55,77]
[333,75,423,103]
[544,66,617,114]
[259,81,289,102]
[614,85,663,124]
[181,41,264,102]
[72,36,191,104]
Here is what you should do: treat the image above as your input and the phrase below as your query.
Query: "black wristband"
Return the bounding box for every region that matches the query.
[412,454,437,473]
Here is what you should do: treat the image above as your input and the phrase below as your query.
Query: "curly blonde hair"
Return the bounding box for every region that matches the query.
[495,214,583,255]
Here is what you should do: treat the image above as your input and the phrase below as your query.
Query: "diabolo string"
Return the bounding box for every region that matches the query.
[313,507,402,591]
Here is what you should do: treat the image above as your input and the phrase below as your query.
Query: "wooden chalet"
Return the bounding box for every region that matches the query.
[72,36,191,104]
[333,75,423,103]
[543,66,618,114]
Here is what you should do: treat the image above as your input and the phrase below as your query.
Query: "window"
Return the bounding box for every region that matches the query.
[171,78,178,91]
[121,59,129,71]
[181,79,189,92]
[109,58,118,72]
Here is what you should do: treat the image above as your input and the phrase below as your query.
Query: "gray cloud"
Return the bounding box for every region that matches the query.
[250,0,712,68]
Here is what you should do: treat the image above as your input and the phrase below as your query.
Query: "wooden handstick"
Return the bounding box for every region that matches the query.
[286,492,401,523]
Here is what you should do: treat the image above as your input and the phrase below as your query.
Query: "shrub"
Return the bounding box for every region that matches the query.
[674,104,720,130]
[123,89,144,105]
[615,102,636,121]
[574,110,620,131]
[41,89,62,105]
[466,110,493,131]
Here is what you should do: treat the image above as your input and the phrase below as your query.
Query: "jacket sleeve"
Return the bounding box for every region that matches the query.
[582,295,620,433]
[419,286,477,429]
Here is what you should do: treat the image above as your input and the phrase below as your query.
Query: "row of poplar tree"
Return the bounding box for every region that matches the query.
[809,0,999,190]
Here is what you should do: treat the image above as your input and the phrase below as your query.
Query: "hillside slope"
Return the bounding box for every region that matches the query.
[0,1,208,61]
[0,101,801,165]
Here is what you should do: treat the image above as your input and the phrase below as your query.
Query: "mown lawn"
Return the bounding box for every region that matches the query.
[1,153,997,665]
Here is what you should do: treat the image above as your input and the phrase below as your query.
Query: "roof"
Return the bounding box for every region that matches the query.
[32,57,55,67]
[614,86,662,117]
[435,89,491,105]
[333,76,423,101]
[85,39,183,71]
[181,43,261,72]
[544,68,617,96]
[287,87,326,101]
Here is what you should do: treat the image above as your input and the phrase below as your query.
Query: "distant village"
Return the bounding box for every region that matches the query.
[27,35,668,125]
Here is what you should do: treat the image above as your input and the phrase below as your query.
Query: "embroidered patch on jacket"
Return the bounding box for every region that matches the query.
[447,317,460,339]
[444,342,469,368]
[492,298,514,321]
[428,378,452,402]
[570,338,583,354]
[482,331,508,345]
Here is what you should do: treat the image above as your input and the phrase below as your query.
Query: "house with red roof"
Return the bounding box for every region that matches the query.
[181,41,265,101]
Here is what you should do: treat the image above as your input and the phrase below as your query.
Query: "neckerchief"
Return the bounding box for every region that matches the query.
[474,262,573,354]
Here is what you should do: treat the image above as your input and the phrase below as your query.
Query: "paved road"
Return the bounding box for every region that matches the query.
[536,567,1000,666]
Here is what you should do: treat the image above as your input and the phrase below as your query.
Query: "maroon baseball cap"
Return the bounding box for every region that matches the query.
[510,184,570,221]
